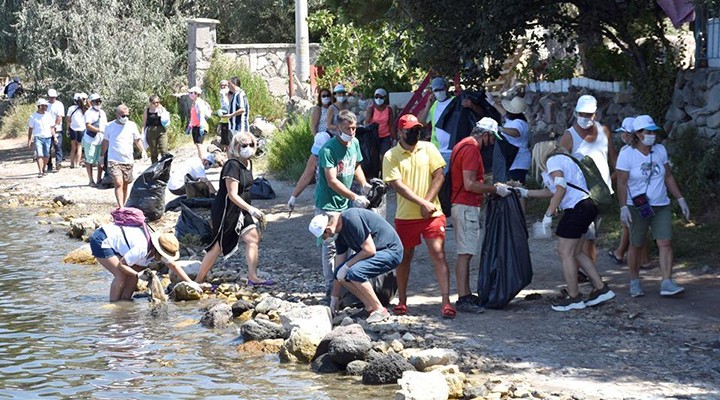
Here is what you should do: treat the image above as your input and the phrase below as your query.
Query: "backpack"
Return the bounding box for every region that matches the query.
[554,153,613,214]
[439,141,475,217]
[111,207,151,247]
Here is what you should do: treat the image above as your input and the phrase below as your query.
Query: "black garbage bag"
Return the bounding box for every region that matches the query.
[492,137,519,183]
[175,203,213,244]
[125,154,174,221]
[356,123,381,179]
[185,175,213,200]
[250,177,276,200]
[339,270,398,309]
[165,195,215,212]
[477,193,532,309]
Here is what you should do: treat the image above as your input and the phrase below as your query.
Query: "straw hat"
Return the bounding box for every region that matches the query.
[151,232,180,262]
[501,96,527,114]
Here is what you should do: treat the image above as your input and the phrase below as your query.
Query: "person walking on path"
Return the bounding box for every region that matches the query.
[83,93,108,187]
[27,98,57,178]
[218,79,232,150]
[383,114,455,318]
[314,110,371,295]
[102,104,144,208]
[66,93,88,169]
[450,118,511,314]
[225,77,250,137]
[187,86,212,160]
[309,208,403,323]
[195,132,271,286]
[310,87,332,135]
[141,95,168,164]
[46,89,65,172]
[615,115,689,297]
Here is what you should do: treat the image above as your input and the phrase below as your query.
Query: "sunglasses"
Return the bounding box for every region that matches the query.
[240,143,255,148]
[374,95,385,99]
[120,114,130,118]
[321,94,331,98]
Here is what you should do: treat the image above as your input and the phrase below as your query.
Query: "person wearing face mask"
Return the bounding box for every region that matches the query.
[102,104,144,208]
[326,84,352,135]
[314,110,371,296]
[559,94,617,269]
[383,114,456,318]
[83,93,108,187]
[142,95,169,163]
[366,88,396,158]
[308,209,403,323]
[187,86,212,159]
[616,115,689,298]
[196,132,271,286]
[66,93,89,169]
[311,87,333,135]
[225,77,250,138]
[218,80,232,150]
[417,77,455,169]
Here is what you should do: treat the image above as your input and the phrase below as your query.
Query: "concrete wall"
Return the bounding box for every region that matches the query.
[665,68,720,142]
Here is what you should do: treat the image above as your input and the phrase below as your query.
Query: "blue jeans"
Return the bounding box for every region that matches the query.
[335,249,402,283]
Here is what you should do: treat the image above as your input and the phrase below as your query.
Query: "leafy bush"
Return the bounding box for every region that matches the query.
[583,46,634,82]
[667,126,720,212]
[267,117,314,180]
[0,102,36,139]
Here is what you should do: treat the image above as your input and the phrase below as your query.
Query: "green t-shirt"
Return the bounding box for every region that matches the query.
[314,137,363,211]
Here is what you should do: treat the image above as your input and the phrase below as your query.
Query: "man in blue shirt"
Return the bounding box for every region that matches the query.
[309,208,402,323]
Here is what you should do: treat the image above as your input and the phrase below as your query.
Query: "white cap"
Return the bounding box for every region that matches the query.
[308,214,329,239]
[89,93,101,102]
[501,96,527,114]
[219,80,228,85]
[79,92,88,99]
[473,117,498,134]
[37,98,49,106]
[633,115,660,131]
[188,86,202,94]
[311,131,333,156]
[73,93,80,101]
[47,89,58,98]
[374,88,387,97]
[333,84,346,93]
[575,95,597,113]
[615,117,636,133]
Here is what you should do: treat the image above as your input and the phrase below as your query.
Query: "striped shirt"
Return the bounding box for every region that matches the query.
[229,90,250,133]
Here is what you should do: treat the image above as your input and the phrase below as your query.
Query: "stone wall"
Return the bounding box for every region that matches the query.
[664,68,720,142]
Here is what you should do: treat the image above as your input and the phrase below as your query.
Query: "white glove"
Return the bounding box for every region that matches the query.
[495,183,511,197]
[329,296,339,313]
[361,183,373,195]
[141,150,148,160]
[287,195,296,210]
[485,91,495,106]
[620,206,632,227]
[678,197,690,220]
[516,187,529,199]
[542,213,553,227]
[248,206,263,219]
[353,195,370,209]
[187,281,203,293]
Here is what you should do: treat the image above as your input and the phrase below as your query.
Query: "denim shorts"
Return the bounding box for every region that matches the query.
[335,249,402,283]
[34,137,51,158]
[89,228,121,259]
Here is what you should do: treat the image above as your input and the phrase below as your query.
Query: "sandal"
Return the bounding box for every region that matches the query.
[607,251,624,265]
[441,303,456,319]
[392,304,408,316]
[247,278,274,287]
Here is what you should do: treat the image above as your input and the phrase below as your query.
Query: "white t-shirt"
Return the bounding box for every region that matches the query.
[28,112,55,139]
[568,123,613,194]
[48,100,65,130]
[502,118,530,170]
[168,157,207,191]
[67,105,87,131]
[427,98,453,156]
[84,107,108,132]
[543,154,590,211]
[616,144,670,206]
[104,120,141,163]
[100,224,151,267]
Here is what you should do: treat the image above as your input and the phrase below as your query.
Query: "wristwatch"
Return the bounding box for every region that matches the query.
[544,212,553,218]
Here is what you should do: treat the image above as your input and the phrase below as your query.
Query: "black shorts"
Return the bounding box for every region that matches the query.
[191,127,205,144]
[219,123,230,146]
[68,129,85,143]
[556,198,598,239]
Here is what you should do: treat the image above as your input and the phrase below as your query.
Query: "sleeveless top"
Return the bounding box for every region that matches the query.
[329,104,341,135]
[568,122,613,194]
[317,106,329,133]
[146,109,161,127]
[369,106,391,138]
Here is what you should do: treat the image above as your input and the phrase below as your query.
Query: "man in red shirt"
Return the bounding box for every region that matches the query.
[450,117,510,313]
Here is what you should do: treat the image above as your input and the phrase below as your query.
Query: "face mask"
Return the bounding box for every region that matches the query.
[641,134,656,146]
[336,96,346,103]
[93,105,100,110]
[434,91,447,102]
[374,98,384,106]
[340,132,353,142]
[189,93,197,100]
[404,128,420,146]
[577,116,594,129]
[321,97,331,105]
[240,147,255,159]
[118,116,128,124]
[323,233,338,245]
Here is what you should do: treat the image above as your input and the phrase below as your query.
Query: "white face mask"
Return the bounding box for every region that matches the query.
[577,116,594,129]
[93,105,100,110]
[321,97,331,105]
[240,146,255,159]
[374,98,384,106]
[641,134,656,146]
[336,96,346,103]
[340,132,353,142]
[434,91,447,102]
[118,116,128,124]
[220,88,229,95]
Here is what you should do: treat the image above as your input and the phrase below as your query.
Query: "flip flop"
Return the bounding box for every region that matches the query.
[247,278,274,287]
[607,251,624,265]
[392,304,408,316]
[441,303,456,319]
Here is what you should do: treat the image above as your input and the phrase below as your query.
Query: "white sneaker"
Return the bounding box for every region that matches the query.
[629,279,645,298]
[660,279,685,296]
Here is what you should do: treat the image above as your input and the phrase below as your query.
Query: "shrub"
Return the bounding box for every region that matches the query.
[667,126,720,212]
[0,102,36,139]
[267,117,314,180]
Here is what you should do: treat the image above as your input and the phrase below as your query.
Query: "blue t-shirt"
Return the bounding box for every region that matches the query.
[335,208,402,256]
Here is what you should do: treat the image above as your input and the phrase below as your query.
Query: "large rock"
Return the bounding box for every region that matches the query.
[311,353,342,374]
[254,296,297,314]
[200,302,233,328]
[408,348,459,371]
[237,338,284,354]
[328,334,372,367]
[173,281,203,301]
[231,299,254,317]
[62,244,95,265]
[240,319,286,342]
[279,328,319,364]
[395,370,450,400]
[425,365,466,399]
[249,116,278,138]
[314,323,367,360]
[279,305,332,341]
[345,360,368,376]
[67,216,107,239]
[169,261,201,284]
[362,354,415,385]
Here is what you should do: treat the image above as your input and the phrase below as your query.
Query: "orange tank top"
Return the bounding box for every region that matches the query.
[370,106,391,138]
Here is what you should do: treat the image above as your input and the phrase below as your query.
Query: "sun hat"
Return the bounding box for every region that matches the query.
[431,77,447,91]
[151,232,180,262]
[37,98,49,106]
[473,117,499,135]
[188,86,202,95]
[310,131,333,156]
[397,114,423,130]
[79,92,88,99]
[47,89,58,98]
[89,93,101,102]
[374,88,387,97]
[309,214,330,245]
[633,115,660,131]
[615,117,636,133]
[575,95,597,113]
[333,84,346,94]
[501,96,527,114]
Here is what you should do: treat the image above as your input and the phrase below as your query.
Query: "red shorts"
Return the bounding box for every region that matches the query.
[394,215,446,248]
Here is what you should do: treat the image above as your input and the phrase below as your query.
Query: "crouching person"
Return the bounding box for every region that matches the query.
[89,225,199,302]
[309,208,403,323]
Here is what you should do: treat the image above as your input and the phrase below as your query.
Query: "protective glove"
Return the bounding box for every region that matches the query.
[361,183,373,196]
[494,183,511,197]
[353,195,370,209]
[620,206,632,227]
[141,150,148,160]
[187,281,203,293]
[542,213,553,227]
[516,187,529,199]
[287,195,296,210]
[247,206,263,219]
[678,197,690,220]
[329,296,339,314]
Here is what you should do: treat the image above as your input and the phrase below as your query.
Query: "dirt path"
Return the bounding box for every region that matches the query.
[2,137,719,399]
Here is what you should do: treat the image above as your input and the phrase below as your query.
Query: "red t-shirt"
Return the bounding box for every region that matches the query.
[450,136,484,206]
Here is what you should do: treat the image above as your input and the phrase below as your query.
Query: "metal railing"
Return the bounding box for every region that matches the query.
[695,1,720,68]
